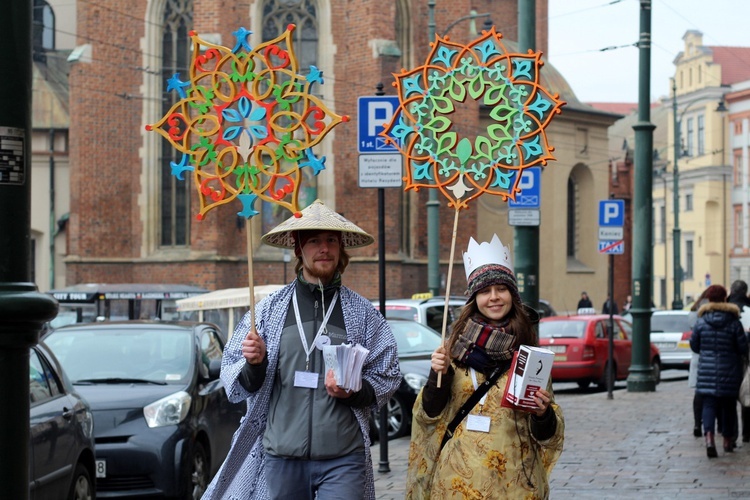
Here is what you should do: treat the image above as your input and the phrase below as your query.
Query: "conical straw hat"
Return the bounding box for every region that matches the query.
[261,199,374,249]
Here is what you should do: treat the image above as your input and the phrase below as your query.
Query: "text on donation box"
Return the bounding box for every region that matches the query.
[502,345,553,411]
[358,154,403,188]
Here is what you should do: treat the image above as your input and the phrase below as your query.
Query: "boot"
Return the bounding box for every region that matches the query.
[723,436,734,453]
[706,432,718,458]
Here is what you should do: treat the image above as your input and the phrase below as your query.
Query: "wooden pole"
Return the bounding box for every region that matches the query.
[246,218,256,331]
[437,206,461,388]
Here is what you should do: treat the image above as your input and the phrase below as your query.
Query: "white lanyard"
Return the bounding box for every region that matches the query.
[470,368,489,414]
[292,289,339,370]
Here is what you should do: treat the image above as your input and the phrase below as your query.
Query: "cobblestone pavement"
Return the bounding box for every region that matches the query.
[373,375,750,499]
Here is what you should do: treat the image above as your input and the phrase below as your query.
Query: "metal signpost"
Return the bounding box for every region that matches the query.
[599,199,625,400]
[508,167,541,298]
[358,91,402,472]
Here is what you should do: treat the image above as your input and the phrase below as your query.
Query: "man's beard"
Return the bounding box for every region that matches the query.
[304,260,337,283]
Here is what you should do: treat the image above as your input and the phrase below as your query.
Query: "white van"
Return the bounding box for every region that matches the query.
[176,285,284,340]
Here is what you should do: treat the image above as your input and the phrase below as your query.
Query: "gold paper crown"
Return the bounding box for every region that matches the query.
[462,234,514,280]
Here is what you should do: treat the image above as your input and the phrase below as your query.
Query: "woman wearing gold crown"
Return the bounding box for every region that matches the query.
[405,234,564,499]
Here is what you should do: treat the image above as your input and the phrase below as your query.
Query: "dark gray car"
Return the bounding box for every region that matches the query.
[43,321,245,499]
[30,341,96,500]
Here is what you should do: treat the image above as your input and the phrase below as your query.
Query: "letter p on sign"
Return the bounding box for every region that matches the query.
[599,200,624,227]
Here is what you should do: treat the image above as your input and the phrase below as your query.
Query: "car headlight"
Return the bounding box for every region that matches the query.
[143,391,191,428]
[403,372,428,391]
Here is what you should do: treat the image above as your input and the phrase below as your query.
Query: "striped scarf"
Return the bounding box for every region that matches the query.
[451,316,516,372]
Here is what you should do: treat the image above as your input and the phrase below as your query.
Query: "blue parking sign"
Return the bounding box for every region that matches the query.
[508,167,541,208]
[357,96,400,153]
[598,200,624,227]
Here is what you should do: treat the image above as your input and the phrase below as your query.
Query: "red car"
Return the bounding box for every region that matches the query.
[538,314,661,389]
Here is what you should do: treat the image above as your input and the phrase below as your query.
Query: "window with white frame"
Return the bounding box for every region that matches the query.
[686,118,694,157]
[685,192,693,211]
[697,115,704,155]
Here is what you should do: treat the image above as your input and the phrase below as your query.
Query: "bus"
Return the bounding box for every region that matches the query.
[176,285,284,340]
[47,283,209,327]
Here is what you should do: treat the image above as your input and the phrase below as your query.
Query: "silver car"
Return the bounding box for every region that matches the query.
[650,310,693,369]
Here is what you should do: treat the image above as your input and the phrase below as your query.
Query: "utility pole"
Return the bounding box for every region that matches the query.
[0,1,59,498]
[514,0,539,311]
[671,78,683,310]
[426,0,440,296]
[627,0,656,392]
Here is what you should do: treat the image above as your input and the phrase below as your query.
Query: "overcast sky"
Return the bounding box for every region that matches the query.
[547,0,750,103]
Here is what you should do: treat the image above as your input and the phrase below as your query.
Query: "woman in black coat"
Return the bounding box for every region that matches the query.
[690,284,749,458]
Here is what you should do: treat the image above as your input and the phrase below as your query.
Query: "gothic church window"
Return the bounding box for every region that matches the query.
[160,0,193,247]
[260,0,320,235]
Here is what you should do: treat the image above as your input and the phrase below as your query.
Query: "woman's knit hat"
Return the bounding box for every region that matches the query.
[703,284,727,303]
[463,234,520,303]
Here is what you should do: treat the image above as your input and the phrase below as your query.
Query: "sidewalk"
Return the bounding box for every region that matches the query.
[373,378,750,499]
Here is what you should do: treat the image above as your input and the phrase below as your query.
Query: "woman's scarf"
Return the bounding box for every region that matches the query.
[450,316,515,374]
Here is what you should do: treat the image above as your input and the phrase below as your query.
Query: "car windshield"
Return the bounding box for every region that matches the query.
[538,320,586,339]
[651,314,690,333]
[45,328,193,385]
[384,305,419,322]
[389,321,442,356]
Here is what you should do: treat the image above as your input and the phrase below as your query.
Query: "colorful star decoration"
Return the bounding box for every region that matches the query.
[146,25,348,220]
[381,27,565,210]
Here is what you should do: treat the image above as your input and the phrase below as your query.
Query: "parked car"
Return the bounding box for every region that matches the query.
[537,299,557,318]
[29,341,96,500]
[538,314,661,389]
[372,296,466,332]
[371,319,442,440]
[43,321,245,499]
[649,310,693,369]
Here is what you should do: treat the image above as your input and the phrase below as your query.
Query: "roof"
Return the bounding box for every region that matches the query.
[586,102,638,115]
[708,46,750,86]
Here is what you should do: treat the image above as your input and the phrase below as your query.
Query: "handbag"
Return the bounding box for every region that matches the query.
[439,366,503,450]
[740,361,750,407]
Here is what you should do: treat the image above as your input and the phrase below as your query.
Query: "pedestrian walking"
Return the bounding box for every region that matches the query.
[690,284,749,458]
[602,294,619,315]
[203,200,401,499]
[577,291,593,310]
[405,234,564,499]
[727,280,750,444]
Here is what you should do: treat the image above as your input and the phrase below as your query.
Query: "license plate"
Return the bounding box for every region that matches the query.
[548,345,566,353]
[677,341,690,349]
[554,355,567,362]
[654,342,676,350]
[95,459,106,479]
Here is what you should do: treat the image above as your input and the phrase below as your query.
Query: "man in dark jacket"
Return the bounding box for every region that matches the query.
[727,280,750,443]
[690,284,749,457]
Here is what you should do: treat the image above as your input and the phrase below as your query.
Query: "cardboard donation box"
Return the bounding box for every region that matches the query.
[502,345,554,412]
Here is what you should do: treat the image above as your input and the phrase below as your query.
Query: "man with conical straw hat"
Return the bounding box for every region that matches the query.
[204,200,401,500]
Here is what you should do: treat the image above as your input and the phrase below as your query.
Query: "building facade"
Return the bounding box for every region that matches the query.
[654,31,750,306]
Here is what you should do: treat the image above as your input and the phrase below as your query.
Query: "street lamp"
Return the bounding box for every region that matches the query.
[671,78,683,310]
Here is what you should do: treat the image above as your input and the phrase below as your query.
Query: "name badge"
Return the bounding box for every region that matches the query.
[466,414,491,433]
[294,371,319,389]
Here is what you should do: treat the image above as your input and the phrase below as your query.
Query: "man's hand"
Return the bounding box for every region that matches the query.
[325,369,353,399]
[431,345,450,374]
[241,329,266,365]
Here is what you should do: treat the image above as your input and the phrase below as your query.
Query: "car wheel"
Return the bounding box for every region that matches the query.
[372,393,410,440]
[189,441,209,500]
[652,360,661,385]
[67,462,93,500]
